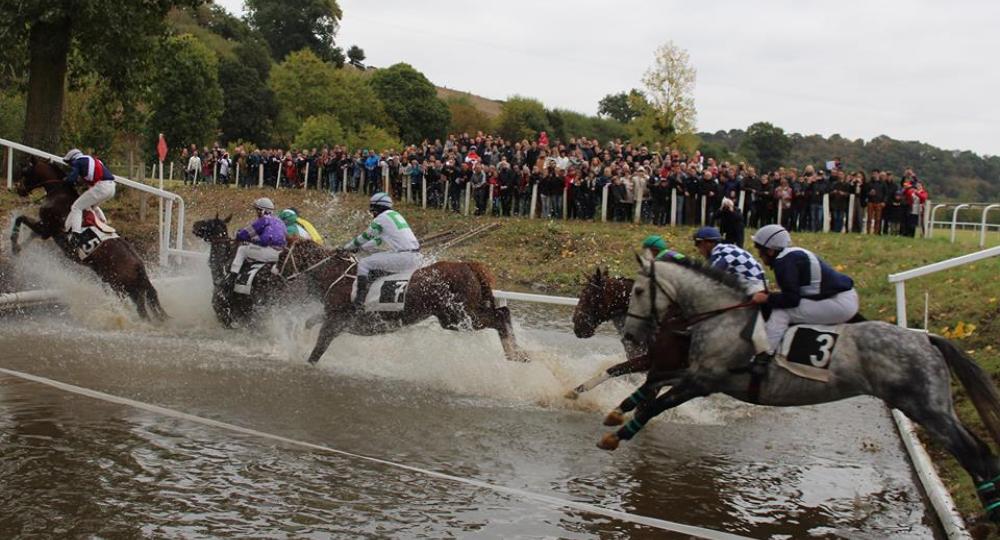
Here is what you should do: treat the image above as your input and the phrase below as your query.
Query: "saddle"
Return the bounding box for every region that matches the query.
[352,269,416,312]
[74,210,119,260]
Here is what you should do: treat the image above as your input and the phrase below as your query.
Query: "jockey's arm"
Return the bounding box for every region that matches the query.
[767,257,802,309]
[64,160,85,185]
[344,220,383,252]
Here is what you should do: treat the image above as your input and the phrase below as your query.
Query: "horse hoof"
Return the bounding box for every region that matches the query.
[564,390,579,400]
[603,409,625,426]
[597,433,620,451]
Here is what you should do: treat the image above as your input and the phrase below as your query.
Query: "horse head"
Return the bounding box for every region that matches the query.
[623,253,673,346]
[573,267,606,338]
[14,157,64,197]
[192,213,232,241]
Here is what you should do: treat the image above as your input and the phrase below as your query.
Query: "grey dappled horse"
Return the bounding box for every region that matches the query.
[601,253,1000,521]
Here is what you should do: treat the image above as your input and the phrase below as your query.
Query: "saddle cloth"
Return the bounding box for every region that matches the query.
[775,324,842,383]
[353,269,416,312]
[75,223,119,261]
[234,262,267,295]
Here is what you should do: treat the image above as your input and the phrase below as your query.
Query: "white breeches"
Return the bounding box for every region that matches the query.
[357,251,422,277]
[65,181,115,233]
[766,288,859,353]
[230,244,281,273]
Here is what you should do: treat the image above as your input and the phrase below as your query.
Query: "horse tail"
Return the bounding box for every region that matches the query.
[930,334,1000,446]
[465,262,497,310]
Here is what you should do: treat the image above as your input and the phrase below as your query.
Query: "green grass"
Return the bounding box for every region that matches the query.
[4,186,1000,530]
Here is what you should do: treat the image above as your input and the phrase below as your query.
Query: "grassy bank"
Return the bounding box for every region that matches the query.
[3,185,1000,530]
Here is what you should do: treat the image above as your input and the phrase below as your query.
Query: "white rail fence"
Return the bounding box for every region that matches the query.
[2,137,201,267]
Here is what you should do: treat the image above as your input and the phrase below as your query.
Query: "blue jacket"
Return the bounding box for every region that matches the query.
[767,247,853,309]
[65,156,114,186]
[365,155,380,171]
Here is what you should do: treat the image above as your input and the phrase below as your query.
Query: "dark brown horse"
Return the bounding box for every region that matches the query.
[276,240,527,364]
[192,215,288,328]
[9,156,166,320]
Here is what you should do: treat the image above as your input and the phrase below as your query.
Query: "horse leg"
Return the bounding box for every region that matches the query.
[306,313,348,365]
[10,215,51,254]
[127,286,150,320]
[901,403,1000,520]
[145,281,168,321]
[598,377,707,450]
[565,354,653,400]
[493,305,529,362]
[603,367,686,425]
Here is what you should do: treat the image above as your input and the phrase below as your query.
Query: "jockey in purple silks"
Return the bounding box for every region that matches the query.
[226,197,286,285]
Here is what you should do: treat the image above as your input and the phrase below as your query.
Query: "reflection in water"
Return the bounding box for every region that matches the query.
[0,262,942,538]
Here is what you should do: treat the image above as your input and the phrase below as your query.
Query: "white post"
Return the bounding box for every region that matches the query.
[928,204,947,239]
[382,163,389,194]
[194,168,199,184]
[822,193,831,233]
[235,162,240,189]
[276,161,282,188]
[632,179,642,224]
[258,163,264,188]
[421,177,427,209]
[303,162,310,190]
[158,161,165,267]
[895,281,907,328]
[950,204,970,243]
[342,168,348,193]
[923,199,932,239]
[464,182,472,216]
[563,187,569,220]
[163,199,174,266]
[777,201,784,227]
[738,191,746,212]
[670,188,678,226]
[601,183,610,222]
[443,180,450,211]
[700,196,706,225]
[530,183,538,219]
[846,194,855,235]
[169,161,174,183]
[6,144,13,189]
[213,162,218,184]
[980,204,1000,248]
[488,184,495,215]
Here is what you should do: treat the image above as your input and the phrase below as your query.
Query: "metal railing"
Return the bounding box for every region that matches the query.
[2,138,190,267]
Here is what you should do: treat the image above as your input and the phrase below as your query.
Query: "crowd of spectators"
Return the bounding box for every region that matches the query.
[171,132,932,244]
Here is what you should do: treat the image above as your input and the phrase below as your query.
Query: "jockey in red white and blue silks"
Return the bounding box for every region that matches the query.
[63,148,116,236]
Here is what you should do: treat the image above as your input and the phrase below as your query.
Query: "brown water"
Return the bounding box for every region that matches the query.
[0,260,942,538]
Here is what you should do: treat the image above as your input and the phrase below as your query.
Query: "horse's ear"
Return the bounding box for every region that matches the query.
[214,211,219,220]
[223,214,232,224]
[634,252,644,268]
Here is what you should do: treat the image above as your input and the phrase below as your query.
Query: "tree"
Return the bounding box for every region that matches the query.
[739,122,792,173]
[0,0,194,151]
[294,114,345,149]
[347,124,401,153]
[369,63,450,143]
[597,89,646,123]
[446,96,492,135]
[0,90,25,141]
[245,0,344,65]
[494,96,549,142]
[347,45,366,68]
[641,41,697,138]
[148,34,223,151]
[219,57,277,145]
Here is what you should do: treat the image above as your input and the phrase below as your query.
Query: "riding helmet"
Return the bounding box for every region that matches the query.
[693,226,723,242]
[752,224,791,250]
[641,235,667,252]
[253,197,276,212]
[63,148,82,163]
[369,192,393,210]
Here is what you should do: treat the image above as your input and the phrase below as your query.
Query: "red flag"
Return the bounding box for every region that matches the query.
[157,133,168,162]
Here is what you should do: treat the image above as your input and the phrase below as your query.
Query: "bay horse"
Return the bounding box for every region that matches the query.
[605,252,1000,522]
[9,157,166,321]
[191,215,288,328]
[275,240,527,364]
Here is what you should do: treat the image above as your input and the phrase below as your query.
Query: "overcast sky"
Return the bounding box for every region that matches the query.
[217,0,1000,156]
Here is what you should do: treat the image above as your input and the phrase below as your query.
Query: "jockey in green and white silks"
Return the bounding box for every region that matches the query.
[343,192,422,308]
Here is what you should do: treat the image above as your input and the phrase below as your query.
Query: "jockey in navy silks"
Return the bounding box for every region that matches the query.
[62,148,115,244]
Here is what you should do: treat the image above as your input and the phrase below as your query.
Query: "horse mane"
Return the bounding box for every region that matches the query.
[655,255,748,296]
[34,157,66,180]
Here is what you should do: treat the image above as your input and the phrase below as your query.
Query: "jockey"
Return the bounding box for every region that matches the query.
[343,192,421,309]
[692,226,766,294]
[227,198,286,284]
[278,208,324,244]
[641,234,686,263]
[62,148,115,245]
[750,224,859,358]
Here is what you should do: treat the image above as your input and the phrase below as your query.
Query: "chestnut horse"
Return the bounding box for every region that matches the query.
[276,240,527,365]
[9,157,166,320]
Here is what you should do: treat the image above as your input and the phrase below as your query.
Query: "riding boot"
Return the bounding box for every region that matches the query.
[221,272,237,290]
[353,275,370,311]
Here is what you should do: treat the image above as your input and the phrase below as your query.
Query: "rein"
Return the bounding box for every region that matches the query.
[630,260,756,332]
[276,243,357,299]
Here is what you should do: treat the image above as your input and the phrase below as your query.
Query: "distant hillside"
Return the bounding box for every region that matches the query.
[436,87,503,118]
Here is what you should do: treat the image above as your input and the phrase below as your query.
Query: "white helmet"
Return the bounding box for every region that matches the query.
[369,192,393,209]
[63,148,82,163]
[253,197,275,213]
[752,224,791,250]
